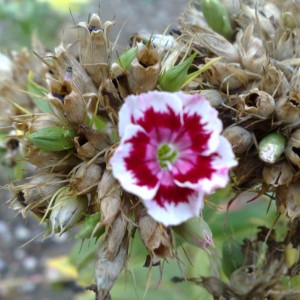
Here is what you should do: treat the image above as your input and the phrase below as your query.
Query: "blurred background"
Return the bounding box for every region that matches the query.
[0,1,281,299]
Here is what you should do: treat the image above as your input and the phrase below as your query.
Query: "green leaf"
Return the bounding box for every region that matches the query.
[28,72,52,113]
[117,47,137,70]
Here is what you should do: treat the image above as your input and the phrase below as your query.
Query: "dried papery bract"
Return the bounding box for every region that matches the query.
[275,92,300,124]
[49,187,89,234]
[285,129,300,168]
[277,181,300,219]
[95,235,128,300]
[200,89,226,107]
[222,126,252,155]
[137,206,173,263]
[70,162,103,194]
[127,42,161,94]
[239,88,275,118]
[262,160,294,187]
[97,170,122,226]
[78,13,114,88]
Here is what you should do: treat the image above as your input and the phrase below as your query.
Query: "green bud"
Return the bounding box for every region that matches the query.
[49,187,88,234]
[75,213,105,239]
[117,47,137,70]
[27,126,76,152]
[258,131,286,164]
[201,0,234,40]
[222,240,244,278]
[172,215,214,250]
[159,53,220,92]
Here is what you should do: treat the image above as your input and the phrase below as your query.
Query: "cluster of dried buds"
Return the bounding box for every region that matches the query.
[2,12,235,299]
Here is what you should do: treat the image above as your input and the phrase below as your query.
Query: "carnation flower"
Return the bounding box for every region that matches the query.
[111,91,237,226]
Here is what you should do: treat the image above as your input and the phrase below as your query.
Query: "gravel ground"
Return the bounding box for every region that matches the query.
[0,1,188,299]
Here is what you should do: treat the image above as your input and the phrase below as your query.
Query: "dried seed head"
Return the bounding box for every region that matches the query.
[258,64,289,98]
[25,146,80,172]
[285,129,300,168]
[274,30,296,61]
[47,44,97,95]
[239,88,275,118]
[63,91,87,125]
[137,207,173,261]
[95,235,128,300]
[107,213,128,260]
[97,170,122,225]
[70,162,103,194]
[222,126,252,154]
[262,160,294,186]
[173,215,214,250]
[277,181,300,219]
[74,125,110,159]
[275,92,300,124]
[99,79,123,112]
[236,25,267,74]
[127,42,160,94]
[258,131,286,164]
[200,89,226,107]
[204,59,261,91]
[49,187,88,234]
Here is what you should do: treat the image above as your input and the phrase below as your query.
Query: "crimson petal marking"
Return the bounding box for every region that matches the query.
[118,91,183,138]
[111,124,161,200]
[144,188,205,226]
[178,92,223,155]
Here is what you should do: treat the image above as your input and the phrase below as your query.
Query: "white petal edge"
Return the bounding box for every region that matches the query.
[144,191,204,226]
[175,136,238,193]
[178,91,223,155]
[118,91,183,138]
[111,123,161,200]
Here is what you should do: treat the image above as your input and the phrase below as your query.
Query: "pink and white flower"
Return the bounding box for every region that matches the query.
[111,91,237,226]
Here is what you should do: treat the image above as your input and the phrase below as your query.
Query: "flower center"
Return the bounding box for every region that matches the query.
[157,143,178,169]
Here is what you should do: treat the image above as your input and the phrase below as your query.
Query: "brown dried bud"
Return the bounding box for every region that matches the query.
[107,213,128,260]
[74,125,110,159]
[236,25,267,74]
[275,92,300,124]
[78,14,113,87]
[285,129,300,168]
[127,43,161,94]
[25,146,80,172]
[200,89,226,107]
[137,206,173,262]
[70,162,103,194]
[204,59,261,91]
[262,161,294,186]
[95,235,128,300]
[239,88,275,118]
[63,91,87,125]
[46,44,97,96]
[222,126,252,154]
[277,181,300,219]
[97,170,122,225]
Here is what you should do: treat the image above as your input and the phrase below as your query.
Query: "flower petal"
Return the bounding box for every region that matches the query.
[178,92,223,155]
[174,136,237,193]
[118,91,183,139]
[111,124,161,200]
[144,184,204,226]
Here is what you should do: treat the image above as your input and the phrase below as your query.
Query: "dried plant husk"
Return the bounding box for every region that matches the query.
[49,187,89,233]
[78,13,113,88]
[137,206,173,262]
[95,235,128,300]
[127,42,161,94]
[262,160,294,187]
[74,125,110,159]
[239,88,275,119]
[275,92,300,124]
[200,89,226,107]
[70,162,103,194]
[222,125,252,154]
[285,129,300,168]
[277,181,300,219]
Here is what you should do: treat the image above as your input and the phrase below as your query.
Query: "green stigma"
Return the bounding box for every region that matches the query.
[157,143,178,168]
